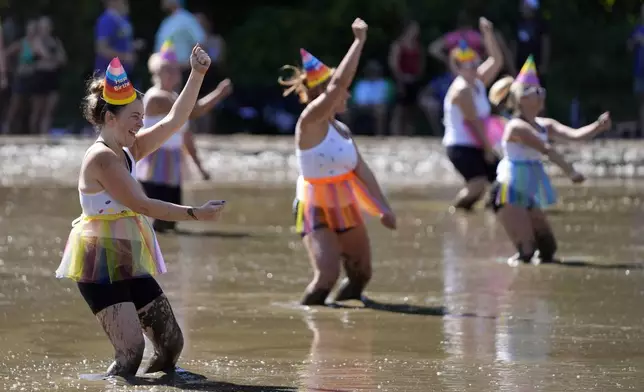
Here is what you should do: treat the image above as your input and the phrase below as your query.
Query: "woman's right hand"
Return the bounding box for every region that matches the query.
[195,200,225,221]
[569,170,585,184]
[352,18,368,41]
[190,44,211,74]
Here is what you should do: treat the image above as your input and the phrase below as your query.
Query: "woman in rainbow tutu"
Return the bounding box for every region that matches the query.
[442,17,504,212]
[137,40,232,233]
[56,46,226,377]
[488,55,611,264]
[279,18,396,306]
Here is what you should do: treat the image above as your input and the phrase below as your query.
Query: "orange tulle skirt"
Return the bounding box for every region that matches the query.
[295,171,387,234]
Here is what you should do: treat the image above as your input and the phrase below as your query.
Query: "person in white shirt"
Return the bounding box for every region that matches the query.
[155,0,205,82]
[442,17,503,212]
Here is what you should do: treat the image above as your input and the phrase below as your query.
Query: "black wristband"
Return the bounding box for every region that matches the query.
[187,208,198,220]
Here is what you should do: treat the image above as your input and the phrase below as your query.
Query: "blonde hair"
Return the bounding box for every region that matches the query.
[488,76,514,106]
[277,65,334,104]
[278,65,309,103]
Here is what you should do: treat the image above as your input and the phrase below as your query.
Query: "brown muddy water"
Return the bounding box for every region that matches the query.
[2,136,644,391]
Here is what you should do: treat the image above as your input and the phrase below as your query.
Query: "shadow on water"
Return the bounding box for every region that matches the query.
[174,229,252,239]
[96,369,296,391]
[328,297,496,319]
[548,259,644,270]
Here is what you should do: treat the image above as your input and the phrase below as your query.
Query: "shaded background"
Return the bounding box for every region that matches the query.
[0,0,640,133]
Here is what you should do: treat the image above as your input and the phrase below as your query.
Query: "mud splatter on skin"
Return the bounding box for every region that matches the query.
[137,295,184,374]
[97,303,145,377]
[334,254,370,302]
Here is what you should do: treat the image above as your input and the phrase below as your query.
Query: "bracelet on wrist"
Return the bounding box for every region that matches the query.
[187,208,198,220]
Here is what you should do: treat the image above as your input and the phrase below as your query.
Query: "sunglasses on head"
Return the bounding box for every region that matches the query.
[522,86,546,98]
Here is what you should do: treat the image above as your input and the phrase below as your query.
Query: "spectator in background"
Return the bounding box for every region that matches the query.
[388,20,425,136]
[156,0,205,84]
[512,0,549,84]
[31,16,66,135]
[95,0,144,75]
[418,71,455,135]
[629,3,644,134]
[0,18,7,90]
[193,12,225,133]
[2,19,42,134]
[344,60,393,137]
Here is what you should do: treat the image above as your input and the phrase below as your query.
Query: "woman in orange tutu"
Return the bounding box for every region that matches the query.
[279,18,396,306]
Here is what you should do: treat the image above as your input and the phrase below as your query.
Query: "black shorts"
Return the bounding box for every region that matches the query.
[292,199,355,237]
[77,276,164,315]
[141,182,182,205]
[397,81,422,106]
[446,145,499,182]
[32,70,60,95]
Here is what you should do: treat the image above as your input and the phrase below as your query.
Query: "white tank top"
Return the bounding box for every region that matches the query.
[442,78,491,147]
[502,119,548,161]
[143,87,188,150]
[79,146,136,216]
[295,122,358,200]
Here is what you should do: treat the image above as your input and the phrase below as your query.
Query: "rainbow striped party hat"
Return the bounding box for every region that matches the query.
[159,39,177,63]
[103,58,137,105]
[300,48,332,88]
[450,39,478,63]
[515,55,540,86]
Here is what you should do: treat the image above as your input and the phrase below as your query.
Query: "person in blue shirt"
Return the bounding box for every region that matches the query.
[156,0,205,83]
[94,0,144,75]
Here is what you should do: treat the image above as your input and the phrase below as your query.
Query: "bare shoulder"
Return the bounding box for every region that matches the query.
[84,143,120,172]
[145,90,175,116]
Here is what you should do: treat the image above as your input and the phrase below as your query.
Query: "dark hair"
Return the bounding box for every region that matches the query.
[81,75,141,126]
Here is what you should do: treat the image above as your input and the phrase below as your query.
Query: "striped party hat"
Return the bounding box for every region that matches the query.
[103,58,137,105]
[515,55,540,86]
[159,39,177,63]
[300,49,332,88]
[450,39,478,63]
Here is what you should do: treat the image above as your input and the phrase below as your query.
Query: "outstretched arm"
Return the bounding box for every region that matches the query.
[542,112,611,142]
[301,18,368,126]
[131,45,210,161]
[189,78,232,120]
[477,18,503,87]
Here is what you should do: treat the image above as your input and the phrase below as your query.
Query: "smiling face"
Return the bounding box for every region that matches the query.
[104,99,144,148]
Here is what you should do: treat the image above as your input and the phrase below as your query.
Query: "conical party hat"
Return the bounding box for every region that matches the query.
[103,58,137,105]
[450,39,478,63]
[300,48,332,88]
[515,55,540,86]
[159,39,178,63]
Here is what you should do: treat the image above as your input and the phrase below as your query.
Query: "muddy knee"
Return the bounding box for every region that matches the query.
[535,231,557,261]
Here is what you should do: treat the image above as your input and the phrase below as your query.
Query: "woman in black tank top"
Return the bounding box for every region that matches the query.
[31,16,66,135]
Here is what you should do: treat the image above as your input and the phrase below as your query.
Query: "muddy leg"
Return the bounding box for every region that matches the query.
[137,295,184,374]
[95,302,145,377]
[334,225,372,302]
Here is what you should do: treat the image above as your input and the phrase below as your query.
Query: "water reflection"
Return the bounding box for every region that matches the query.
[299,311,376,391]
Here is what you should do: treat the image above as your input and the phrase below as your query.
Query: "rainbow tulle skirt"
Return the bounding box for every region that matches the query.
[295,171,388,235]
[56,211,166,283]
[136,147,185,186]
[495,159,557,209]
